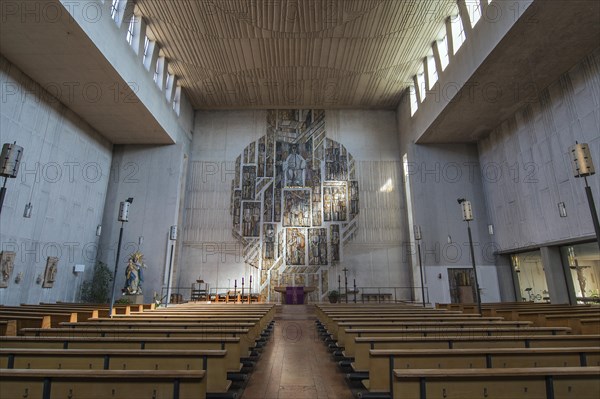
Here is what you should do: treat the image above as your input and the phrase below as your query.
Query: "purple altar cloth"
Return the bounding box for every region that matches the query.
[285,286,304,304]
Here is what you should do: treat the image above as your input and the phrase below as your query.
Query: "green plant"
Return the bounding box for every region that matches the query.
[115,297,131,305]
[80,261,112,303]
[328,290,340,303]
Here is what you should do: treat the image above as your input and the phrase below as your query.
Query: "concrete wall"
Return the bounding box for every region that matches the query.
[179,109,408,301]
[478,48,600,251]
[62,0,194,142]
[0,55,112,305]
[96,140,190,303]
[397,89,499,306]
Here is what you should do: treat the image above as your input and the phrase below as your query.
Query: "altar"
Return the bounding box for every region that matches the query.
[274,286,316,304]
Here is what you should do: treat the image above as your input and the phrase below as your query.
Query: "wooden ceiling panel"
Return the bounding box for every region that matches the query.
[136,0,454,109]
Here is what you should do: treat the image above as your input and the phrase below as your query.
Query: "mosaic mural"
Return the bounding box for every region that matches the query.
[230,110,359,301]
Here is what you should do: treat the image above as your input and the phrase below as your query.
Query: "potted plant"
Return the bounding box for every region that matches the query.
[328,290,340,303]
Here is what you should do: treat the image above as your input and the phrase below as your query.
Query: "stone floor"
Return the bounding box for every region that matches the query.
[241,305,354,399]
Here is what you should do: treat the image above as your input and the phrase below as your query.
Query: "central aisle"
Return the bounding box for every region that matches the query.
[241,304,353,399]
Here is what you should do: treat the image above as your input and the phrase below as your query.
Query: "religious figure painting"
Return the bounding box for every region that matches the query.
[283,189,311,227]
[0,251,16,288]
[242,165,257,200]
[232,189,242,232]
[325,139,348,181]
[263,183,274,222]
[263,223,277,259]
[257,137,266,177]
[242,202,261,237]
[230,109,359,300]
[349,181,359,216]
[235,155,241,188]
[323,183,347,222]
[42,256,59,288]
[308,228,328,265]
[330,224,340,262]
[286,228,306,265]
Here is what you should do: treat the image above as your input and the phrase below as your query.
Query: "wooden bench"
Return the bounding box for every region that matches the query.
[367,347,600,395]
[0,320,17,336]
[340,326,571,358]
[0,335,243,372]
[0,315,53,330]
[326,316,507,340]
[352,334,600,372]
[0,347,229,393]
[335,320,533,350]
[392,366,600,399]
[0,368,206,399]
[20,326,256,358]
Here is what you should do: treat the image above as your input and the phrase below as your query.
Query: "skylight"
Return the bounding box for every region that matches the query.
[416,66,426,102]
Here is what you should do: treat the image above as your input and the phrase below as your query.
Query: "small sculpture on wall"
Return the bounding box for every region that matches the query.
[0,251,16,288]
[124,251,146,295]
[42,256,59,288]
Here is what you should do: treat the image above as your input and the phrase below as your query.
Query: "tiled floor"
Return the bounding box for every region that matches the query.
[241,305,354,399]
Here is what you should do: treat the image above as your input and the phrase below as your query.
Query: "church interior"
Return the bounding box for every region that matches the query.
[0,0,599,398]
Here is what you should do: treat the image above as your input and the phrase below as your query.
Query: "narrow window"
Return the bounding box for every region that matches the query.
[438,35,450,70]
[427,55,438,89]
[450,13,466,54]
[409,84,418,116]
[465,0,482,27]
[126,16,135,45]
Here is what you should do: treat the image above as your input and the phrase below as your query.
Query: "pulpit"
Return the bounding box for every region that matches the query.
[274,286,316,304]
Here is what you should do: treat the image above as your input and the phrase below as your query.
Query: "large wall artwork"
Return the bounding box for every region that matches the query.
[230,110,359,301]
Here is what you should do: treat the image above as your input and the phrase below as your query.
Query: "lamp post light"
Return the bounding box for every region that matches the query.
[457,198,482,316]
[0,142,23,215]
[165,225,178,307]
[109,197,134,318]
[414,225,426,307]
[569,142,599,251]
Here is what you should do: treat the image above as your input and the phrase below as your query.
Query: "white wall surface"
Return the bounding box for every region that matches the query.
[0,56,112,305]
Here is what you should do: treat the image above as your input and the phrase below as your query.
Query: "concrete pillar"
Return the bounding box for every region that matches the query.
[540,246,570,304]
[133,16,147,57]
[457,0,474,37]
[496,254,518,302]
[432,41,444,75]
[445,17,455,61]
[412,75,423,104]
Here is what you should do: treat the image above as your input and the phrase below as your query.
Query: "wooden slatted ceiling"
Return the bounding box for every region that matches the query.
[135,0,455,109]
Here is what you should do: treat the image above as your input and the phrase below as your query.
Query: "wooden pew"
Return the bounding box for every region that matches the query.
[0,368,206,399]
[20,326,256,358]
[392,366,600,399]
[0,335,243,373]
[367,347,600,395]
[0,315,53,330]
[0,320,17,336]
[326,316,508,340]
[340,326,571,358]
[0,347,229,393]
[335,320,533,348]
[352,335,600,372]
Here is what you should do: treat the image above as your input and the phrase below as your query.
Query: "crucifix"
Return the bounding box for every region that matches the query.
[342,267,349,303]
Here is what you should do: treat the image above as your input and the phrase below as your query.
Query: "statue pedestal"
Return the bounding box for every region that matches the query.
[123,293,144,304]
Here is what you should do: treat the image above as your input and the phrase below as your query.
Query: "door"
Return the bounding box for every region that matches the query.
[448,268,477,304]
